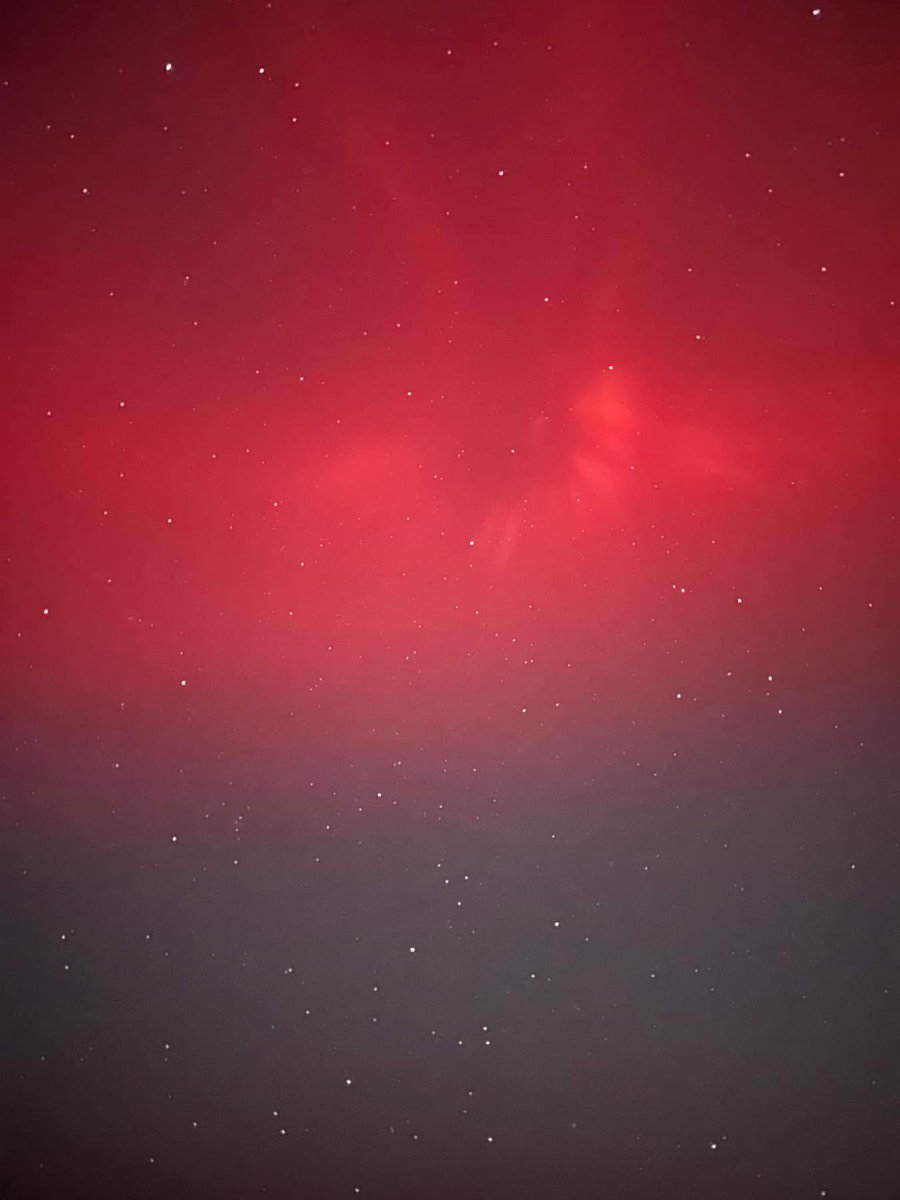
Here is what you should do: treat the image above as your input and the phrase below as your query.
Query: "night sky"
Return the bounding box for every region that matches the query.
[2,1,898,1197]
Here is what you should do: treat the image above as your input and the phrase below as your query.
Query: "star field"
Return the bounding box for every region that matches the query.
[1,2,898,1198]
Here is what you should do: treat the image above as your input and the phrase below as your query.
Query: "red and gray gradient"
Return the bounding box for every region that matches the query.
[1,3,897,1198]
